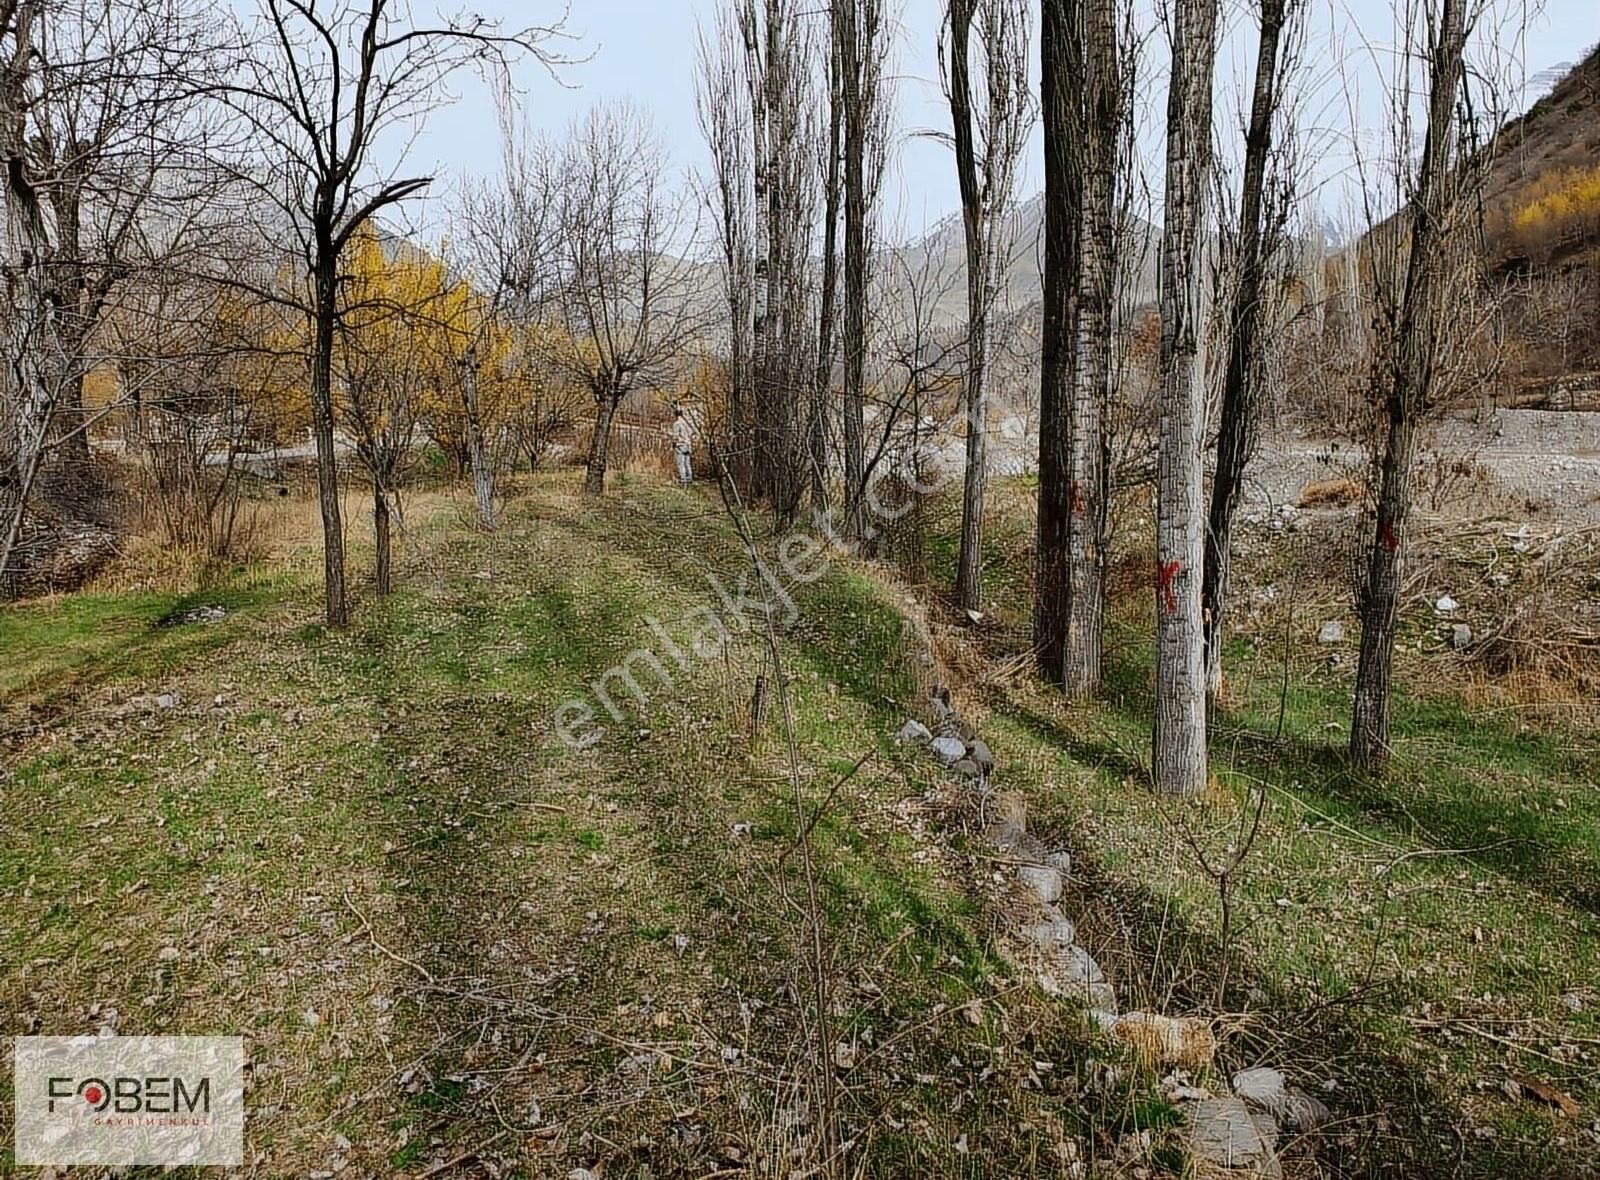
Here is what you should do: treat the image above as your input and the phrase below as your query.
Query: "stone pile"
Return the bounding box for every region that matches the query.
[898,685,1329,1177]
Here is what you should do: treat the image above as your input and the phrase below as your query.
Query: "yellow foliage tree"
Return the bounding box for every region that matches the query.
[1507,165,1600,259]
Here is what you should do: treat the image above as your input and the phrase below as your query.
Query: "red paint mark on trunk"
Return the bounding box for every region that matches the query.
[1070,482,1086,515]
[1380,520,1399,552]
[1158,560,1181,614]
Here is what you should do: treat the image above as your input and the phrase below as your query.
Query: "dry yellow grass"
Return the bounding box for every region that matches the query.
[1113,1012,1219,1071]
[1296,477,1365,508]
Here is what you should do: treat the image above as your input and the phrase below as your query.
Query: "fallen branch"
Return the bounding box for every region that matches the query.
[419,1130,510,1177]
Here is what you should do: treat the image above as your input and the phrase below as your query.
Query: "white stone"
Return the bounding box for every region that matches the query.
[1233,1067,1287,1106]
[1185,1097,1282,1178]
[1017,864,1063,904]
[1317,621,1344,644]
[1435,595,1459,615]
[1279,1087,1332,1131]
[1035,943,1113,1009]
[1233,1067,1330,1132]
[1021,917,1076,948]
[930,736,967,764]
[896,719,933,745]
[1060,944,1103,984]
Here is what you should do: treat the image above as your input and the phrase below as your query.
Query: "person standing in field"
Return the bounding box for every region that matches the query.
[669,406,695,487]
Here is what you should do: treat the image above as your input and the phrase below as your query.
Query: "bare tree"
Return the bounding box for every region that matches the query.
[453,164,548,531]
[942,0,1033,613]
[1036,0,1145,687]
[206,0,569,625]
[1153,0,1221,796]
[835,0,891,542]
[340,326,420,596]
[505,341,586,472]
[108,272,284,562]
[810,15,843,512]
[1201,0,1306,699]
[1034,0,1130,691]
[1062,0,1125,693]
[334,237,433,595]
[696,9,756,489]
[0,1,75,588]
[35,0,216,463]
[1034,0,1083,679]
[527,104,699,496]
[0,0,221,590]
[1349,0,1483,769]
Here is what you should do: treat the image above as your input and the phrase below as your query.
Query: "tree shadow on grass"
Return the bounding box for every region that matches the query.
[1040,633,1600,918]
[1210,710,1600,917]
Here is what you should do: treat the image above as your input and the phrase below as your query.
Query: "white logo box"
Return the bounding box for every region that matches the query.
[13,1036,245,1166]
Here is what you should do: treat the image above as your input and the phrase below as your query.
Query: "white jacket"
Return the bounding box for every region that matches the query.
[670,416,694,452]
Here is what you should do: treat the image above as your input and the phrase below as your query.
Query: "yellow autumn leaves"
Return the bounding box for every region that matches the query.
[337,230,583,469]
[1501,164,1600,260]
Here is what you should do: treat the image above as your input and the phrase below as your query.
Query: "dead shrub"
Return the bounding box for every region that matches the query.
[1470,589,1600,686]
[1106,553,1158,603]
[1296,477,1364,508]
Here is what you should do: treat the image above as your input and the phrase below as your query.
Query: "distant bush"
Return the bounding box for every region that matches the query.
[1505,164,1600,261]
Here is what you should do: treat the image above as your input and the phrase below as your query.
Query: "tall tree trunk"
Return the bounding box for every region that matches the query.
[48,177,90,466]
[1033,0,1081,679]
[0,0,58,589]
[763,0,792,518]
[1152,0,1219,796]
[839,0,868,542]
[744,0,773,503]
[1350,409,1418,765]
[729,296,753,491]
[310,242,349,628]
[1064,0,1118,694]
[948,0,988,613]
[1350,0,1470,770]
[1202,0,1289,699]
[461,345,497,530]
[0,412,48,592]
[811,21,843,514]
[373,482,392,596]
[584,393,619,495]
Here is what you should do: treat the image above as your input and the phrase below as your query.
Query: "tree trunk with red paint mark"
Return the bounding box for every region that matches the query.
[1351,0,1472,771]
[1153,0,1219,796]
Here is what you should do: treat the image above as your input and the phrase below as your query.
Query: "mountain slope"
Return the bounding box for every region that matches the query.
[1487,44,1600,268]
[888,192,1161,327]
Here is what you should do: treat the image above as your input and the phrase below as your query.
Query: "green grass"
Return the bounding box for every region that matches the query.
[910,477,1600,1177]
[4,472,1596,1178]
[0,576,293,700]
[0,477,1111,1179]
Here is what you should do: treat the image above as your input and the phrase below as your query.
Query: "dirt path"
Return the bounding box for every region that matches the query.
[0,482,1114,1178]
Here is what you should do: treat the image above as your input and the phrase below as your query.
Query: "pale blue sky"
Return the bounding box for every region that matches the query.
[405,0,1597,241]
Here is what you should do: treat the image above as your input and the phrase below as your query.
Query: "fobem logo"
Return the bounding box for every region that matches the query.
[46,1073,212,1116]
[15,1036,243,1165]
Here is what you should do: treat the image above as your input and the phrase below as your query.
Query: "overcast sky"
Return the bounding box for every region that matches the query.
[402,0,1597,243]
